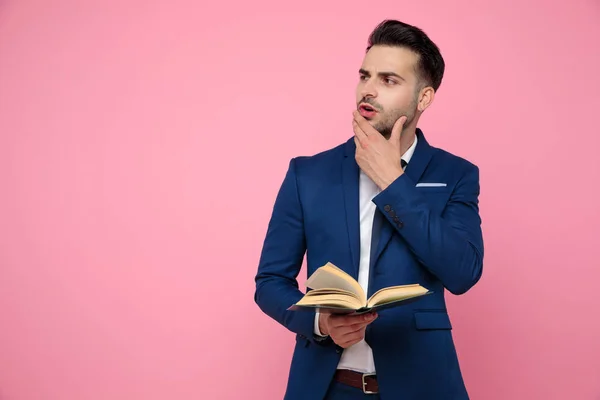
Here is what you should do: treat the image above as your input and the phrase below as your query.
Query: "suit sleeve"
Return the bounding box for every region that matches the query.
[372,164,484,295]
[254,158,317,341]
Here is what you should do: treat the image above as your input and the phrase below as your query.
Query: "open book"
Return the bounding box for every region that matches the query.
[287,262,432,315]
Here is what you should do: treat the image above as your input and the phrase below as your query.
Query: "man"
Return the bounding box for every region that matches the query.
[254,19,484,400]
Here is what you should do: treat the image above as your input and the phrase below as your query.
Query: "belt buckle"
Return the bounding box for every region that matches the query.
[362,373,377,394]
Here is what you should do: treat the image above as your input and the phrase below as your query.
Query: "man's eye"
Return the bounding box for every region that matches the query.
[385,78,396,84]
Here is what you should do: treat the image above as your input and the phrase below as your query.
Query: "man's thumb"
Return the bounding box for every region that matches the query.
[392,116,407,142]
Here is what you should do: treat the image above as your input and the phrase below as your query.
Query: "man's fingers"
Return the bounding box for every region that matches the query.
[328,314,357,327]
[336,326,367,348]
[390,115,408,142]
[328,313,377,340]
[353,111,370,135]
[340,337,364,348]
[328,313,378,348]
[335,321,369,337]
[353,110,378,137]
[337,328,365,343]
[329,312,376,328]
[353,119,368,149]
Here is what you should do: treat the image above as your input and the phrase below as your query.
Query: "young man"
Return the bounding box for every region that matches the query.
[254,19,484,400]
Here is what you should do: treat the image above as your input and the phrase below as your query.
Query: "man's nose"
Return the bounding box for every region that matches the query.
[360,79,377,99]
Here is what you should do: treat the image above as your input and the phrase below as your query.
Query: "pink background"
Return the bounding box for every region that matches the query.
[1,1,599,399]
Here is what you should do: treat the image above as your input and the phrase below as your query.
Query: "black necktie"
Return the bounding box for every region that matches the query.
[367,159,407,296]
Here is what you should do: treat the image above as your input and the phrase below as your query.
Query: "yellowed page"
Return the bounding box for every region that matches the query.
[295,293,362,309]
[304,288,362,299]
[366,284,429,308]
[305,262,366,305]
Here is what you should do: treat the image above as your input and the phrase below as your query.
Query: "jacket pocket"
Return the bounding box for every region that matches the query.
[416,186,450,193]
[414,311,452,330]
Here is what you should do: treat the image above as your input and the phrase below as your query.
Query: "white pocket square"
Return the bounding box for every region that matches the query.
[416,182,447,187]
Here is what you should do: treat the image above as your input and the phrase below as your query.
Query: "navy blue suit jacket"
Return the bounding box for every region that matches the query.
[254,129,484,400]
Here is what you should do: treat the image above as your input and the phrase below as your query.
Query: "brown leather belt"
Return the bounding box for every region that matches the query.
[334,369,379,394]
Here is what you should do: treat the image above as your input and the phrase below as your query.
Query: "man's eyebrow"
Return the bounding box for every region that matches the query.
[359,68,405,81]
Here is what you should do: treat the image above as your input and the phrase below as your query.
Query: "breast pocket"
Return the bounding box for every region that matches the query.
[416,186,450,194]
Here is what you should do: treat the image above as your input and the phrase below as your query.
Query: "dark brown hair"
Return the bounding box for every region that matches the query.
[367,20,445,91]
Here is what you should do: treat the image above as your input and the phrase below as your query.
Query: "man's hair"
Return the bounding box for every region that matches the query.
[366,20,445,92]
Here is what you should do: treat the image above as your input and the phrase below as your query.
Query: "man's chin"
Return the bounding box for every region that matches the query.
[376,124,392,139]
[358,115,390,137]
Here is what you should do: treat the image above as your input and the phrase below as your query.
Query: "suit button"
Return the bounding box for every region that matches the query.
[384,205,391,212]
[390,210,396,217]
[397,221,404,228]
[393,216,400,222]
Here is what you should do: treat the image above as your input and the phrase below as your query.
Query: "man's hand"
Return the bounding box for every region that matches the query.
[353,110,407,190]
[319,312,378,348]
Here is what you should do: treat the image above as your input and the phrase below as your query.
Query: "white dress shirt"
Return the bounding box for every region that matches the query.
[314,135,418,373]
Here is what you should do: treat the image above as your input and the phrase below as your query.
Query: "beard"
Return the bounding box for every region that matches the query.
[359,94,419,139]
[373,99,418,139]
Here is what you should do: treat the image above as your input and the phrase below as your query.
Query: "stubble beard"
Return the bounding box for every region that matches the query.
[374,98,419,140]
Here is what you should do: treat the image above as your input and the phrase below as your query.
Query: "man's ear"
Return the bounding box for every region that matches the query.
[418,87,435,112]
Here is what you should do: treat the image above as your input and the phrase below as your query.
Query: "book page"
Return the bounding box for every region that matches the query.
[304,288,362,299]
[295,293,362,309]
[366,284,429,308]
[305,262,366,305]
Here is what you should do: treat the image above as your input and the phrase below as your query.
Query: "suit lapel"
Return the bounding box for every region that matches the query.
[342,138,360,279]
[372,129,435,267]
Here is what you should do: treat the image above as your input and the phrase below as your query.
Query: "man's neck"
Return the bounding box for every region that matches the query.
[399,129,416,157]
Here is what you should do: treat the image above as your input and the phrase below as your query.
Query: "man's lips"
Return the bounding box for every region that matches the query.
[359,103,378,112]
[358,103,378,118]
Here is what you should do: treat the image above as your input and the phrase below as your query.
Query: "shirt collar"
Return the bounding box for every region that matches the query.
[401,134,418,167]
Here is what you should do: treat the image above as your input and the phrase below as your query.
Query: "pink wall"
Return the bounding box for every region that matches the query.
[1,1,599,399]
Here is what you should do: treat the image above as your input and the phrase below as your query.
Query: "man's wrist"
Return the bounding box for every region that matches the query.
[378,167,404,191]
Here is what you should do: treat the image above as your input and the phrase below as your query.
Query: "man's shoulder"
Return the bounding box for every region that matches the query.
[291,138,350,170]
[429,144,479,174]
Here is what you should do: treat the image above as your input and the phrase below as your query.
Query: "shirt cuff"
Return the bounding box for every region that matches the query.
[314,311,327,337]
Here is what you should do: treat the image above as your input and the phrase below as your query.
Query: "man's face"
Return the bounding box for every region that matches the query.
[356,45,421,139]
